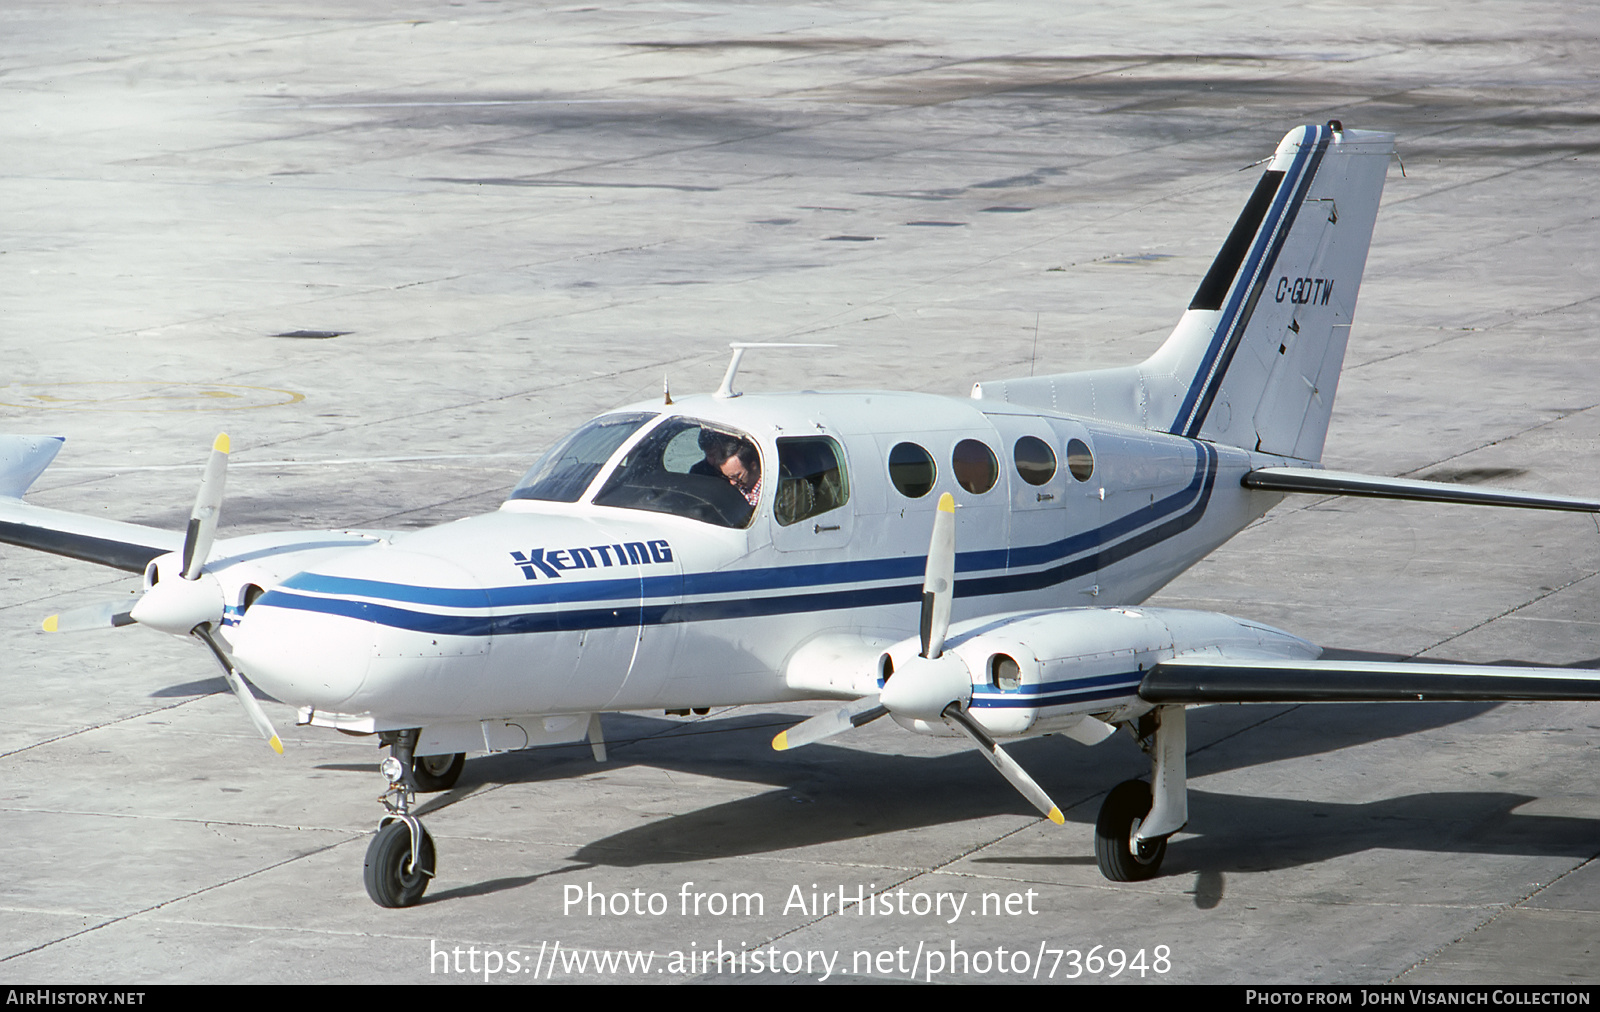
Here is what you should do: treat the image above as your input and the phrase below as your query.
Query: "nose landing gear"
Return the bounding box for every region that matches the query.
[364,729,442,908]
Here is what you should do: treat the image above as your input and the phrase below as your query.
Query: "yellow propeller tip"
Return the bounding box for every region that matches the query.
[772,732,789,751]
[269,736,284,755]
[937,492,955,513]
[213,433,230,454]
[41,615,58,632]
[1047,807,1064,825]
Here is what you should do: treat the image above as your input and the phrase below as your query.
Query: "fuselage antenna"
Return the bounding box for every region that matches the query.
[714,342,835,399]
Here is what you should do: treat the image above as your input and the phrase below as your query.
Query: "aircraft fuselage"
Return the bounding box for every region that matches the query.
[223,389,1295,744]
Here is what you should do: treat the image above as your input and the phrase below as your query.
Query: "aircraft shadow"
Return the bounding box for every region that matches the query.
[458,702,1596,873]
[298,690,1599,882]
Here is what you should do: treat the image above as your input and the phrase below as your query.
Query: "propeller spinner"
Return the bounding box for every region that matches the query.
[774,493,1063,825]
[42,434,283,754]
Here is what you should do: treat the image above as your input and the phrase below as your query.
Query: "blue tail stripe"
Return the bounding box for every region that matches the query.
[1170,124,1327,436]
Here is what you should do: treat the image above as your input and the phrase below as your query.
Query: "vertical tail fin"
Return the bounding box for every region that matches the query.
[1156,122,1392,459]
[975,123,1393,462]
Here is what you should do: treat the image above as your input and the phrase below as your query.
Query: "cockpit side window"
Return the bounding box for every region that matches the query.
[774,437,849,526]
[508,412,656,503]
[592,418,762,529]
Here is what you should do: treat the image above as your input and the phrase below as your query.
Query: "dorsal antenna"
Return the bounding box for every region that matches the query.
[714,342,835,399]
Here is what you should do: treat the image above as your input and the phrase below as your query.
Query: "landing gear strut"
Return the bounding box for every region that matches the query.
[364,729,437,907]
[1095,705,1188,881]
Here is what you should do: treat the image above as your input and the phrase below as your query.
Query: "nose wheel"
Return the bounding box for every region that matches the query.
[364,819,436,908]
[364,729,439,907]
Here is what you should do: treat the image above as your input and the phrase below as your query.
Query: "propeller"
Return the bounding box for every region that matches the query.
[773,493,1063,825]
[42,434,284,754]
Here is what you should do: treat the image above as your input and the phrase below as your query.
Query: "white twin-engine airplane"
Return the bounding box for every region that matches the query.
[5,122,1599,908]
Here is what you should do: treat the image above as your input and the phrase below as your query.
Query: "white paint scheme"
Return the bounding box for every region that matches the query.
[6,123,1598,900]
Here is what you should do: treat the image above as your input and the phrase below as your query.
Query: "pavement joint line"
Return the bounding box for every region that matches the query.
[0,695,214,760]
[1407,417,1600,485]
[0,836,356,965]
[1222,400,1600,528]
[0,805,365,836]
[1390,907,1508,983]
[1385,145,1600,208]
[48,453,528,472]
[1392,849,1600,982]
[1418,569,1600,659]
[237,350,701,456]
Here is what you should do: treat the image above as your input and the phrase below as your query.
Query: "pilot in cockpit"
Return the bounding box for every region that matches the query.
[694,432,762,507]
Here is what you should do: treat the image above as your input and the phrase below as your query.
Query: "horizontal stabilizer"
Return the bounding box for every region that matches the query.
[1244,467,1600,513]
[1141,658,1600,704]
[0,436,65,498]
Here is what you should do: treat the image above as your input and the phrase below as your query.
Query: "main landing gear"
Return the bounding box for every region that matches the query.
[363,730,464,907]
[1093,705,1189,882]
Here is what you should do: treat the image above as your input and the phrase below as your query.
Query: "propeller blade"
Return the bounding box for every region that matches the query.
[42,601,136,633]
[942,703,1064,825]
[194,626,284,755]
[181,433,229,580]
[919,492,956,659]
[772,696,888,751]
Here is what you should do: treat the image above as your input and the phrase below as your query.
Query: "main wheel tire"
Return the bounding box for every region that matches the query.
[364,820,436,907]
[1094,779,1167,882]
[413,752,465,792]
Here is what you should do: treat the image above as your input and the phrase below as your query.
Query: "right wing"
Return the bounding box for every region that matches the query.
[0,435,181,573]
[1141,658,1600,703]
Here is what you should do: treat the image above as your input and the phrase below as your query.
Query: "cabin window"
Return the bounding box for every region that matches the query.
[952,439,998,494]
[888,442,936,498]
[508,411,656,503]
[774,437,849,526]
[1067,438,1095,481]
[592,418,762,529]
[1012,436,1056,486]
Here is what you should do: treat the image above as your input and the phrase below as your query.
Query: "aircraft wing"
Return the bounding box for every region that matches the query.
[1141,658,1600,703]
[0,499,181,573]
[1243,467,1600,513]
[0,435,181,573]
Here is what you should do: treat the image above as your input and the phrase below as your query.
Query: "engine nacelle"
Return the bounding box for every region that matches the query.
[888,606,1318,740]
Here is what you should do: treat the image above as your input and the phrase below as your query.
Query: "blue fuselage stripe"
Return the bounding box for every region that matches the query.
[256,444,1218,636]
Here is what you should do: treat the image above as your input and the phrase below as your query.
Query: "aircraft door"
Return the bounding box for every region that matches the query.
[770,434,854,552]
[1041,419,1103,593]
[986,418,1067,559]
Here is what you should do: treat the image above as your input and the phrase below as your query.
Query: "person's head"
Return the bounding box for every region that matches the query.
[718,441,759,487]
[699,429,732,467]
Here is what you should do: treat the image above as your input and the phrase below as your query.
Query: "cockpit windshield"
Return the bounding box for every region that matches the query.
[507,412,656,503]
[592,418,762,529]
